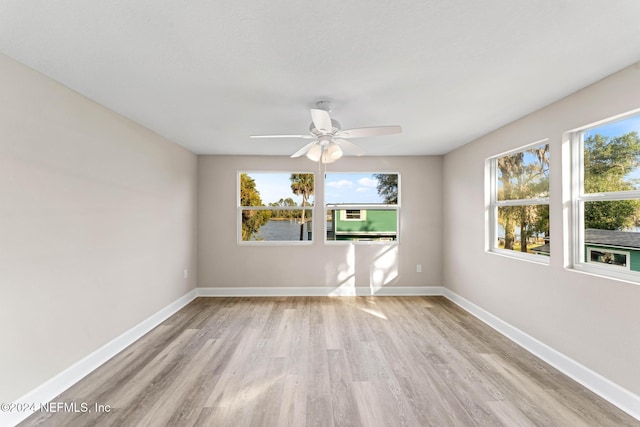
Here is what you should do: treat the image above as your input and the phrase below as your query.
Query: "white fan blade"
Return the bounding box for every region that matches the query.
[335,125,402,138]
[310,109,332,133]
[250,134,314,139]
[290,142,316,158]
[333,138,365,156]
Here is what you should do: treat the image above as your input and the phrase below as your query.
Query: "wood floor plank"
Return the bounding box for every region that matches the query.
[485,400,537,427]
[277,374,307,427]
[247,357,287,427]
[305,300,334,427]
[18,296,640,427]
[322,300,345,350]
[350,381,387,427]
[272,308,296,358]
[327,349,361,427]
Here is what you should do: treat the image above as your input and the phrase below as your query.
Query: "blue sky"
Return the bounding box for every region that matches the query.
[325,173,385,204]
[244,172,388,205]
[585,114,640,139]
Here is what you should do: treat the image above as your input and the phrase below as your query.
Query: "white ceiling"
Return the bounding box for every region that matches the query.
[1,1,639,156]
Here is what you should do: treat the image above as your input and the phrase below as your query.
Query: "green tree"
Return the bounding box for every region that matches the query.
[290,173,314,240]
[269,198,297,219]
[497,152,523,250]
[240,173,270,240]
[583,131,640,230]
[373,174,398,204]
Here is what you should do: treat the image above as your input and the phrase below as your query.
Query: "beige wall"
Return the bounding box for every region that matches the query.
[0,54,198,402]
[198,155,442,291]
[443,63,640,394]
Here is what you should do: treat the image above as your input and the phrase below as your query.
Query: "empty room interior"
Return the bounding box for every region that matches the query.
[2,1,640,426]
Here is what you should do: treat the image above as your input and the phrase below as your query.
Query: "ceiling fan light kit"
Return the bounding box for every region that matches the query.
[251,102,402,163]
[306,144,322,162]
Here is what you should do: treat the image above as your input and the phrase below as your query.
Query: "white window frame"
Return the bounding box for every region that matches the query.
[237,171,315,246]
[586,247,630,270]
[486,139,550,264]
[324,172,400,245]
[569,110,640,282]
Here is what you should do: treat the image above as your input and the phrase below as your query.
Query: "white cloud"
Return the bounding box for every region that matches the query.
[327,179,354,189]
[356,187,370,193]
[357,177,378,187]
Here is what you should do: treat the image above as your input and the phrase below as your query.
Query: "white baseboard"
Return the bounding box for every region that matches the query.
[2,290,198,427]
[442,288,640,422]
[5,286,638,425]
[196,286,444,297]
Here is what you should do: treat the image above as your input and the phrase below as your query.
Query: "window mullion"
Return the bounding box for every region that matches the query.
[495,198,550,207]
[325,204,398,210]
[489,157,498,250]
[579,190,640,202]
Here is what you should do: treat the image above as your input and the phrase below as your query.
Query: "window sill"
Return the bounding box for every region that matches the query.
[238,241,315,247]
[324,240,399,246]
[568,263,640,285]
[487,248,550,265]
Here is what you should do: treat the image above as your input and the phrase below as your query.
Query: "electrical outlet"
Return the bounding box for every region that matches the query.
[416,264,422,273]
[184,269,188,279]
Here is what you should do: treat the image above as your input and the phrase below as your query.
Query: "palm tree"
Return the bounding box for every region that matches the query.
[290,173,314,240]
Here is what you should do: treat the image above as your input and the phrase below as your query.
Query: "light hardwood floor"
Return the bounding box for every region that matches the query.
[20,296,639,426]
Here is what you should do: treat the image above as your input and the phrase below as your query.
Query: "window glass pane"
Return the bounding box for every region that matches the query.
[497,205,550,255]
[325,173,398,204]
[584,200,640,231]
[240,172,315,207]
[239,172,314,242]
[582,200,640,272]
[496,144,549,201]
[325,173,399,243]
[326,209,397,241]
[583,115,640,193]
[242,209,313,241]
[582,201,640,271]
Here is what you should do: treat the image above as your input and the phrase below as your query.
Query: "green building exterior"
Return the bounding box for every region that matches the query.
[583,229,640,272]
[530,229,640,271]
[328,206,397,241]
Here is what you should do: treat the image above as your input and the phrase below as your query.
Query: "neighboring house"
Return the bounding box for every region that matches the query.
[530,229,640,271]
[327,205,397,241]
[583,228,640,271]
[530,241,550,256]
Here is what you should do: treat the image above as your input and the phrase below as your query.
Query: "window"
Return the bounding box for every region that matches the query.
[238,172,314,243]
[325,172,399,243]
[488,141,550,261]
[586,247,629,270]
[343,209,366,221]
[571,112,640,280]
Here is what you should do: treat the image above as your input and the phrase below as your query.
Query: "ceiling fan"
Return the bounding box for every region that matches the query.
[250,101,402,163]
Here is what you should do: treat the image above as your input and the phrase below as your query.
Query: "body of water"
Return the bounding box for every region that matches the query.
[252,219,311,241]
